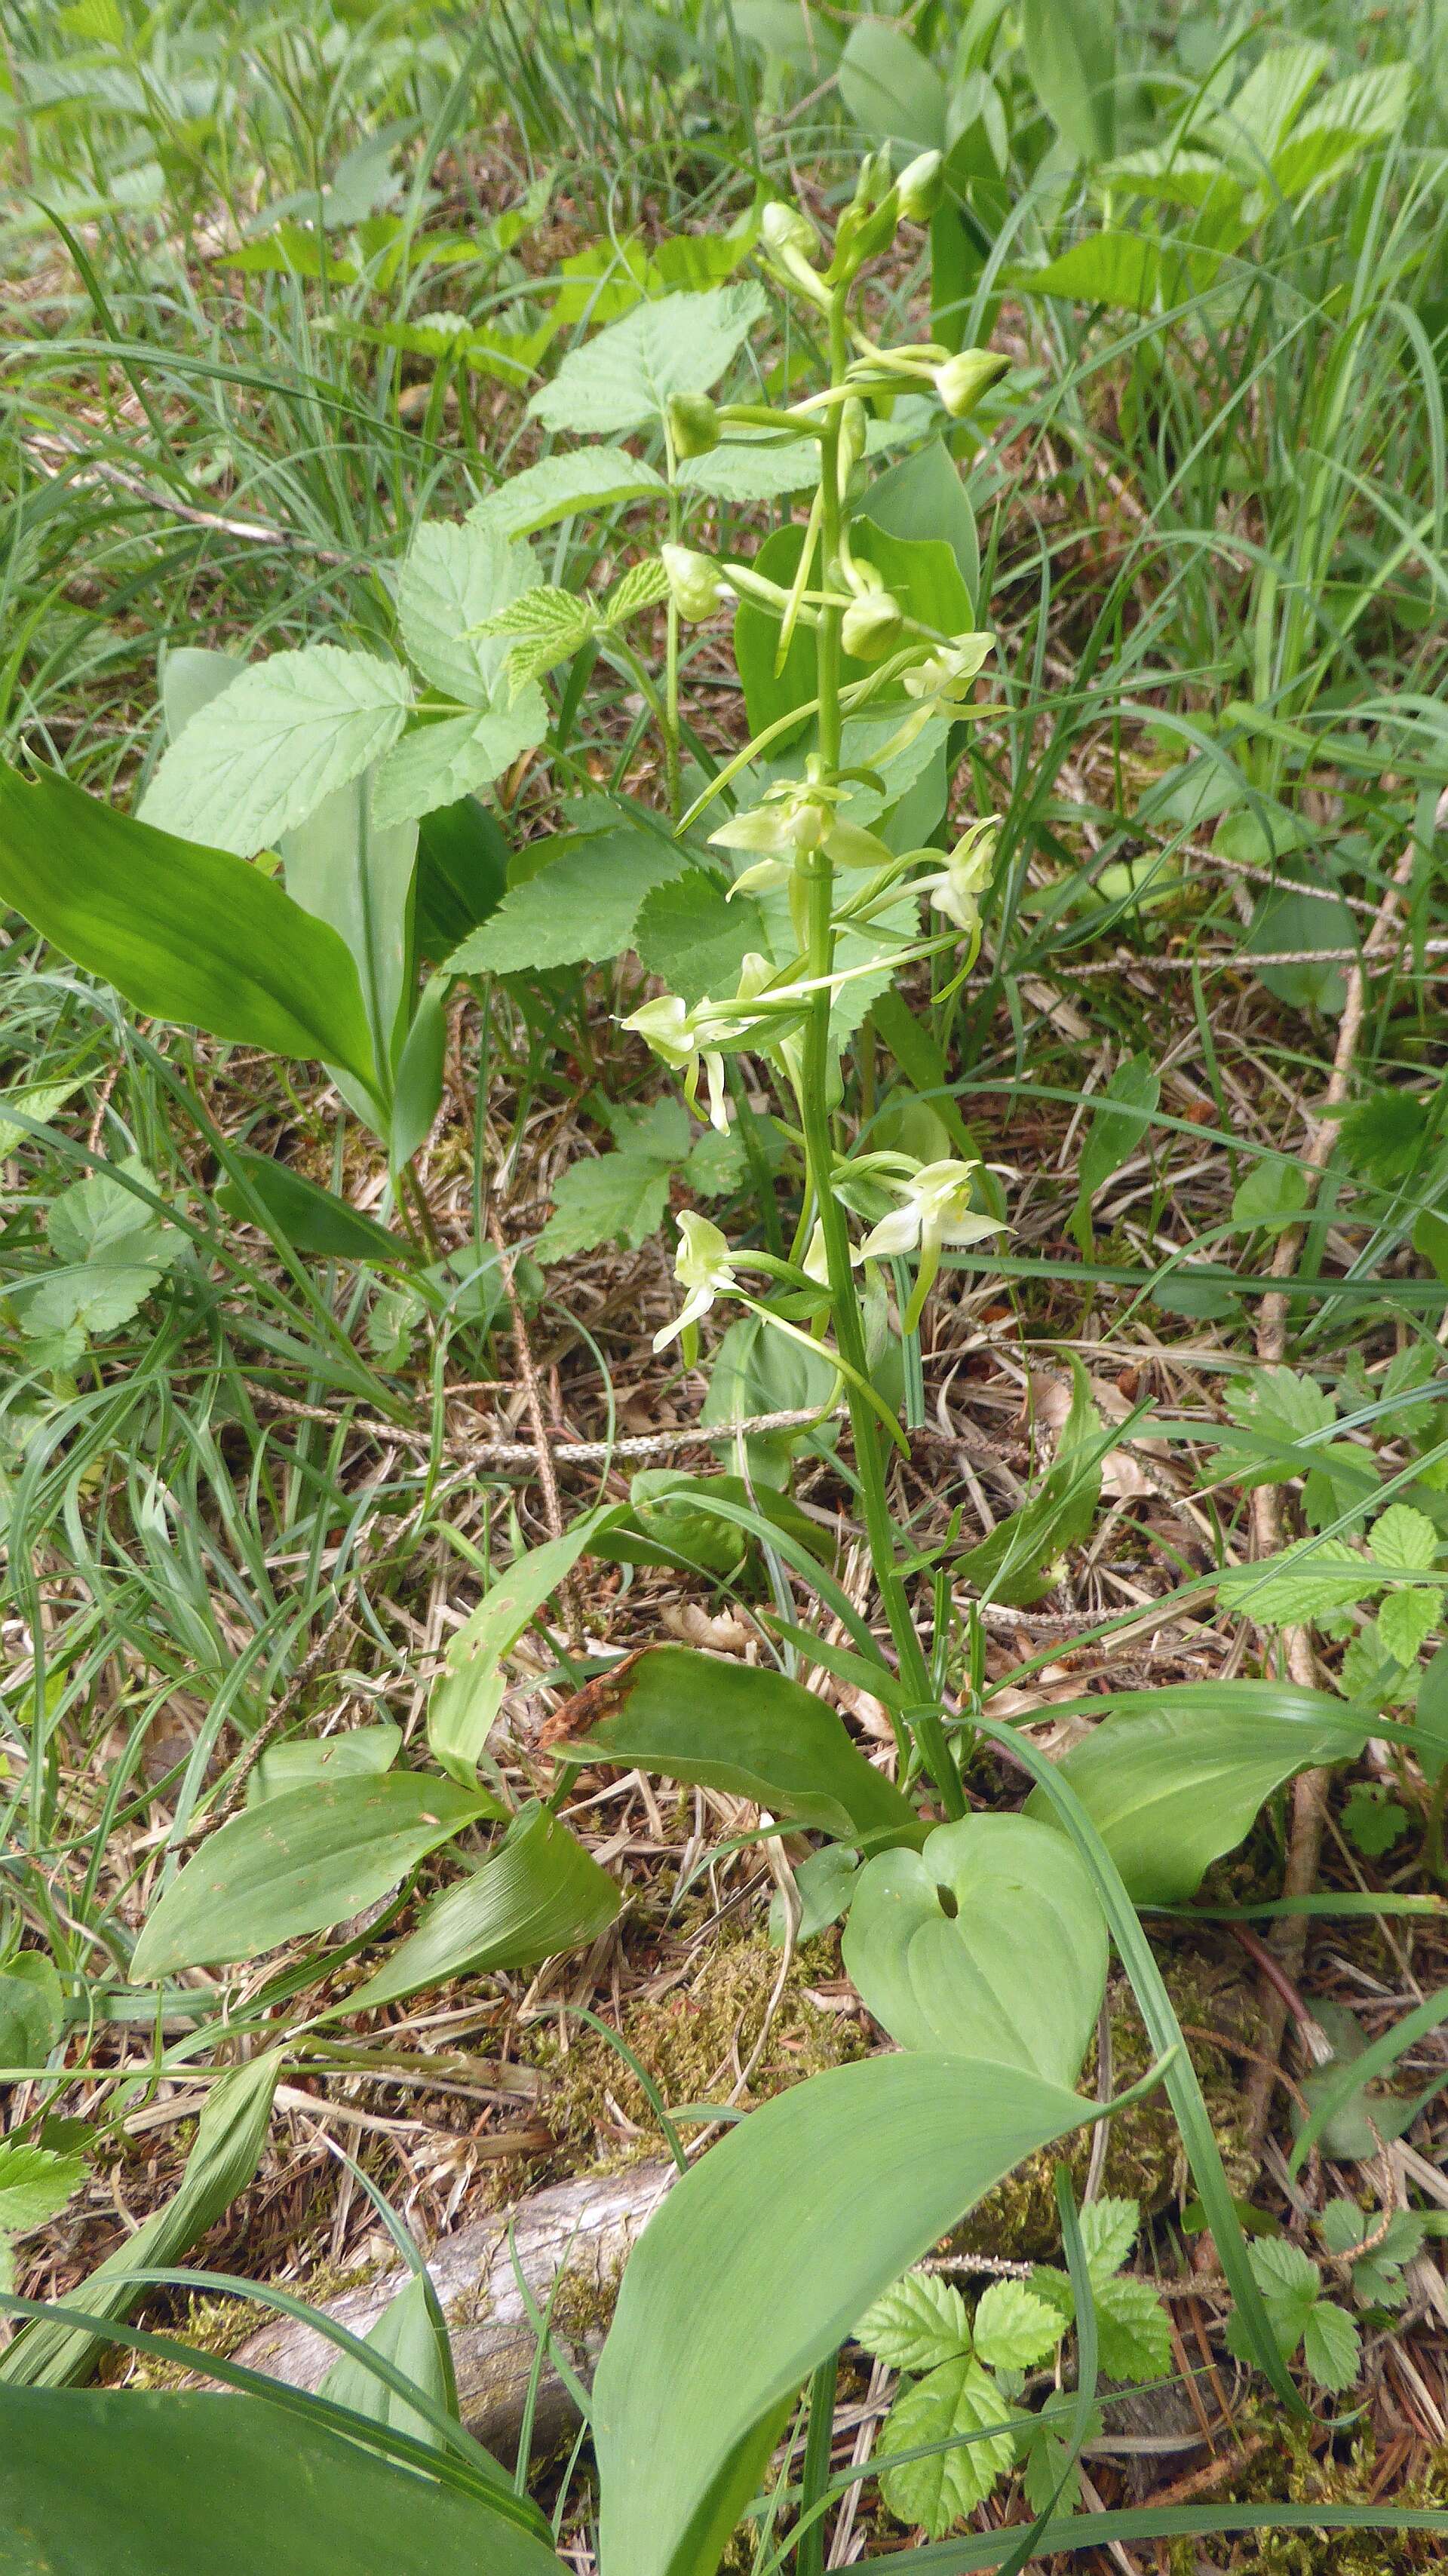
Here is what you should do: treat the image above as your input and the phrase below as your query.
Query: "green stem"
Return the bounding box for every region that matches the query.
[798,288,963,1819]
[663,424,683,822]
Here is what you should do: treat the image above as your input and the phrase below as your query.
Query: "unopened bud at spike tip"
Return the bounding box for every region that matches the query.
[933,347,1011,421]
[667,392,721,459]
[896,149,943,223]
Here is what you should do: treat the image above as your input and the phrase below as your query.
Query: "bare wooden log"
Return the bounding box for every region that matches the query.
[229,2162,676,2463]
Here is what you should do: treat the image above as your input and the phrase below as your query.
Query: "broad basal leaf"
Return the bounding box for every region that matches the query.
[528,284,766,435]
[843,1812,1106,2087]
[577,1644,922,1848]
[1025,1682,1367,1904]
[0,765,378,1093]
[348,1805,618,2010]
[140,646,410,857]
[130,1777,491,1978]
[1021,0,1116,161]
[593,2050,1095,2576]
[837,19,946,150]
[0,2391,563,2576]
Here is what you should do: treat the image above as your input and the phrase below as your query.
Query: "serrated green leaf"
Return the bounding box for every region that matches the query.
[469,445,667,540]
[1379,1587,1442,1669]
[1302,2298,1361,2393]
[371,698,547,830]
[0,1077,85,1160]
[1218,1537,1378,1622]
[606,558,670,624]
[971,2280,1065,2371]
[535,1153,674,1262]
[140,646,410,857]
[877,2354,1014,2536]
[528,284,767,435]
[397,520,538,706]
[446,822,692,975]
[1370,1505,1440,1575]
[632,869,765,1010]
[1078,2196,1139,2285]
[1093,2274,1173,2383]
[23,1156,179,1340]
[854,2271,973,2374]
[0,2142,85,2234]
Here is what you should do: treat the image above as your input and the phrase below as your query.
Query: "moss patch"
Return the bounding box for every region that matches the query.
[1169,2423,1448,2572]
[524,1919,866,2171]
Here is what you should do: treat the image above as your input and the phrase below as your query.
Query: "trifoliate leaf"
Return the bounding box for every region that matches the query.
[1301,2298,1361,2393]
[468,445,667,540]
[1092,2274,1173,2383]
[876,2355,1014,2537]
[854,2270,973,2374]
[971,2280,1065,2372]
[0,2141,86,2233]
[1078,2195,1140,2285]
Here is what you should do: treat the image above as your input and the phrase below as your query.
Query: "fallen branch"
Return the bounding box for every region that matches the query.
[228,2161,674,2461]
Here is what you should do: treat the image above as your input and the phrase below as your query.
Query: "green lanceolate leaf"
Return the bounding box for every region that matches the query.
[349,1805,619,2010]
[955,1360,1110,1607]
[318,2272,456,2453]
[427,1507,622,1787]
[216,1152,413,1265]
[1,2053,283,2387]
[0,765,378,1093]
[844,1813,1107,2087]
[130,1777,492,1978]
[1070,1054,1159,1257]
[0,2390,565,2576]
[592,2051,1096,2576]
[140,646,411,857]
[278,773,417,1095]
[837,20,946,150]
[1021,0,1116,161]
[1025,1682,1368,1904]
[249,1725,403,1805]
[576,1644,922,1848]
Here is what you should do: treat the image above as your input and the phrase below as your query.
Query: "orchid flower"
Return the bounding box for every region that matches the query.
[917,820,997,934]
[653,1213,738,1354]
[620,992,731,1131]
[856,1158,1008,1330]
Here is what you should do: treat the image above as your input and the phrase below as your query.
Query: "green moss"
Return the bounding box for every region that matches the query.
[953,1953,1254,2262]
[525,1916,865,2171]
[1168,2422,1448,2573]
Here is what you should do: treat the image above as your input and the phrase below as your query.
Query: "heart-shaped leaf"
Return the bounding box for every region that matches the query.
[842,1812,1106,2087]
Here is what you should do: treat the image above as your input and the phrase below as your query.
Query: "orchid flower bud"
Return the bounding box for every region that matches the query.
[896,149,943,222]
[667,392,721,458]
[841,587,904,661]
[837,395,868,479]
[661,543,726,623]
[762,199,819,262]
[933,347,1011,420]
